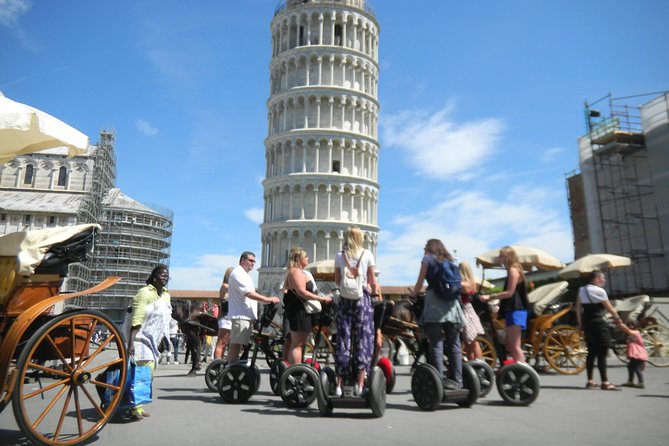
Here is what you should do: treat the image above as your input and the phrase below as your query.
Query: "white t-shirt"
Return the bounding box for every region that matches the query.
[228,265,258,320]
[335,249,376,289]
[578,283,609,304]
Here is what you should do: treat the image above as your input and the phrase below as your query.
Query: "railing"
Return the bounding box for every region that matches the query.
[275,0,375,16]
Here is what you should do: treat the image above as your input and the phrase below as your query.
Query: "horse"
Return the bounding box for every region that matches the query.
[379,298,424,366]
[171,299,219,376]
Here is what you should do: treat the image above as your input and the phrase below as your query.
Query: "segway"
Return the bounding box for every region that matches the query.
[465,358,495,398]
[217,303,278,403]
[315,292,386,418]
[278,299,336,407]
[411,361,480,410]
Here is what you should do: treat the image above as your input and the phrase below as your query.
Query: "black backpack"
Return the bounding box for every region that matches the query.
[426,258,462,301]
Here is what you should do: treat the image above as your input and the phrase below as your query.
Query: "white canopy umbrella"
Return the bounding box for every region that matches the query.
[475,245,565,271]
[0,92,89,164]
[558,253,632,279]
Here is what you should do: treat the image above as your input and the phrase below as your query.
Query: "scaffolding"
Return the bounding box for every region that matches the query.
[584,93,665,295]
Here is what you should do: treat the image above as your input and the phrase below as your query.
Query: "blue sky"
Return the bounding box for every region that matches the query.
[2,0,667,290]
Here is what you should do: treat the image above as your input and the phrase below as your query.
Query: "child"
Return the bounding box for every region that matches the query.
[617,320,648,388]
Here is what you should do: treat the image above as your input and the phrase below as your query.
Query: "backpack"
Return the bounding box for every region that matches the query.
[339,250,365,300]
[426,258,462,301]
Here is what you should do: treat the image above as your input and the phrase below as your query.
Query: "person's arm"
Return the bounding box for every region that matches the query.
[128,326,139,356]
[334,258,342,287]
[575,295,582,331]
[289,268,331,303]
[244,290,280,305]
[601,299,622,323]
[367,265,381,301]
[410,262,428,299]
[219,282,228,300]
[480,267,519,303]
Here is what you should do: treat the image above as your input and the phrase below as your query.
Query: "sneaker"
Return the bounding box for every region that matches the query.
[354,384,362,396]
[634,383,645,389]
[443,379,460,390]
[335,386,342,397]
[621,382,635,388]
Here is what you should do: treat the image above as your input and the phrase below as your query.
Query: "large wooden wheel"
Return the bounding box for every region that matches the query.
[12,309,127,446]
[643,324,669,367]
[543,325,587,375]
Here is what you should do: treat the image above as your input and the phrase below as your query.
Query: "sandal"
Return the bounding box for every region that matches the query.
[585,381,598,389]
[601,382,621,391]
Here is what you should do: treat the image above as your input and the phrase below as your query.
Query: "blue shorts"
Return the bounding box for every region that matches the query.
[505,310,528,329]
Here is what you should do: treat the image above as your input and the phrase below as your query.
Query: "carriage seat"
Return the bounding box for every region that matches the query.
[608,295,651,323]
[527,281,569,317]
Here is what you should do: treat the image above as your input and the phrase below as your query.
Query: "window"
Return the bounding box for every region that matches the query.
[24,164,34,185]
[0,213,6,221]
[48,216,56,226]
[334,25,342,46]
[57,166,67,186]
[24,215,32,224]
[332,160,341,173]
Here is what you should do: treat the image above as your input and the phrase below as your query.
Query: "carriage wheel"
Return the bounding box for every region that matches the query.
[12,310,127,446]
[316,369,334,416]
[279,364,319,408]
[457,362,481,408]
[269,360,288,395]
[217,364,256,403]
[543,325,587,375]
[368,366,386,418]
[204,359,227,392]
[642,324,669,367]
[376,357,396,394]
[467,359,494,398]
[477,336,498,369]
[496,362,540,406]
[264,338,284,368]
[304,337,335,364]
[411,363,443,411]
[611,342,629,364]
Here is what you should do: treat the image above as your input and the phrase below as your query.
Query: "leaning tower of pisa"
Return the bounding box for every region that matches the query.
[258,0,380,293]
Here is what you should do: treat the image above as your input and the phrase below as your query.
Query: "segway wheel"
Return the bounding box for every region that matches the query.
[269,360,288,396]
[496,362,540,406]
[279,364,319,408]
[411,363,443,411]
[377,356,396,394]
[321,366,337,396]
[218,364,256,403]
[468,359,495,398]
[204,359,227,392]
[317,370,334,416]
[457,362,481,408]
[368,366,386,418]
[252,364,261,393]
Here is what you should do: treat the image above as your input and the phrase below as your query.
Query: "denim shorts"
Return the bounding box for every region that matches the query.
[505,309,528,329]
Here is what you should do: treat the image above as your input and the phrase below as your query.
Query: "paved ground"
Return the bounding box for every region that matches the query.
[1,357,667,446]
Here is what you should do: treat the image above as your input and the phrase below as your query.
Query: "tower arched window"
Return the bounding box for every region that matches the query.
[57,166,68,186]
[23,164,34,185]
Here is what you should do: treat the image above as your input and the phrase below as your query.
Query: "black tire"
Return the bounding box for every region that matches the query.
[411,363,443,411]
[252,364,261,393]
[317,370,334,416]
[496,362,540,406]
[12,310,127,446]
[468,359,495,397]
[279,364,319,408]
[204,359,227,392]
[321,366,337,396]
[270,360,288,395]
[217,364,256,403]
[457,362,481,408]
[368,366,386,417]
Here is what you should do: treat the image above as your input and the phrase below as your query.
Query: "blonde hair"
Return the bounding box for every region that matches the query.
[500,246,526,282]
[287,247,308,269]
[458,261,474,283]
[223,267,234,284]
[344,225,364,258]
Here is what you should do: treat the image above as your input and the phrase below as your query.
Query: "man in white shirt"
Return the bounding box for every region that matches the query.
[227,251,280,364]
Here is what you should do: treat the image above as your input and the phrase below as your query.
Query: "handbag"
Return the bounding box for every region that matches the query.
[339,250,365,300]
[303,299,322,314]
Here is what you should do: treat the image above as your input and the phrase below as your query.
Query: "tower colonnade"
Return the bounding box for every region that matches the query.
[259,0,380,294]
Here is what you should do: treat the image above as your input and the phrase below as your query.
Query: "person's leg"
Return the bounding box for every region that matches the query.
[445,322,463,386]
[626,360,635,384]
[505,325,525,362]
[288,331,308,364]
[335,300,353,390]
[228,319,250,364]
[354,298,374,391]
[632,359,644,384]
[424,322,445,380]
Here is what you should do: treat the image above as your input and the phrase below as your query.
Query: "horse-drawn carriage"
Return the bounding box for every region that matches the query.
[0,224,126,446]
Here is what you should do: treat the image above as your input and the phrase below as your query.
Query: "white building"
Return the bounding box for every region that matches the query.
[258,0,381,293]
[0,131,173,323]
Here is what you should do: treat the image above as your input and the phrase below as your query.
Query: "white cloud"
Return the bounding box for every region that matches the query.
[244,207,264,225]
[377,187,573,285]
[542,147,564,163]
[0,0,31,28]
[382,101,504,181]
[136,119,159,136]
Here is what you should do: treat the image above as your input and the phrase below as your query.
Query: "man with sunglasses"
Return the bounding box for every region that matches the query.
[227,251,280,364]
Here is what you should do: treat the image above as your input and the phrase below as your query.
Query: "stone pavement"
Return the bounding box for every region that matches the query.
[1,357,667,446]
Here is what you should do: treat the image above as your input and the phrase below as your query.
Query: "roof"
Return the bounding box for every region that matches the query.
[0,191,84,213]
[170,290,219,299]
[103,188,163,215]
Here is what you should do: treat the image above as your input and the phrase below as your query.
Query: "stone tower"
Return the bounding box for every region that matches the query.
[258,0,380,293]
